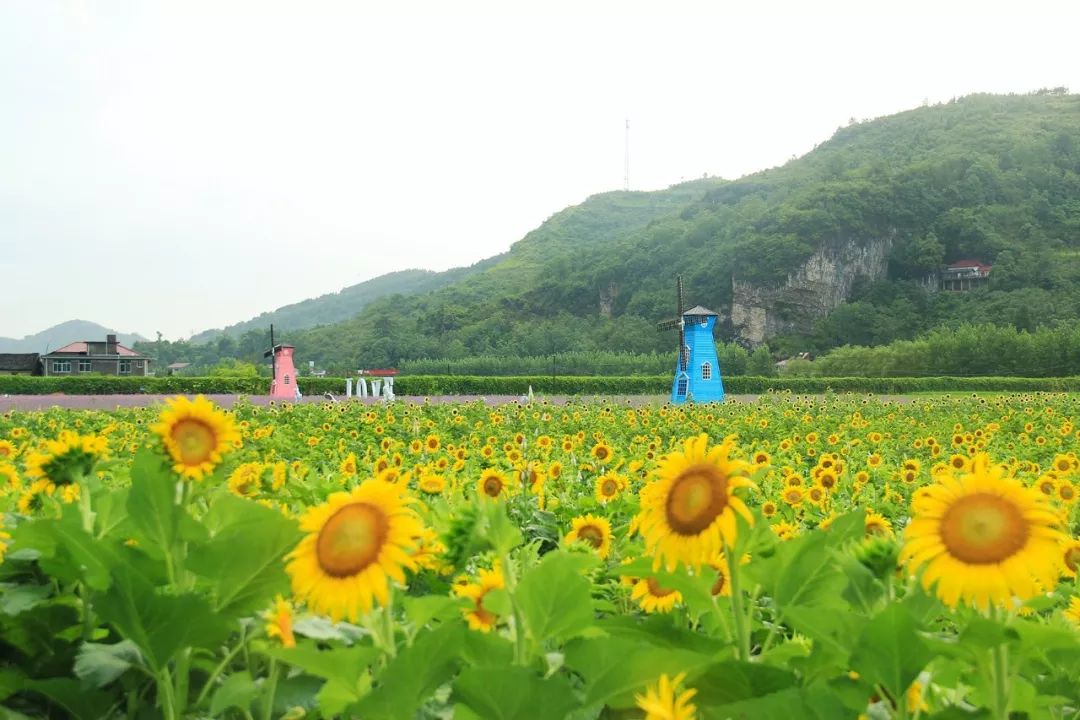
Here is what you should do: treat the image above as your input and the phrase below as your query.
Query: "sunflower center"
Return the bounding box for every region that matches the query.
[646,577,677,598]
[710,570,727,596]
[665,464,729,535]
[482,476,503,497]
[939,493,1029,564]
[577,525,604,549]
[316,502,388,577]
[1065,546,1080,573]
[601,479,618,496]
[171,419,216,465]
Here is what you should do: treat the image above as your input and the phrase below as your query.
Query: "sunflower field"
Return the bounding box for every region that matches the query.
[1,393,1079,719]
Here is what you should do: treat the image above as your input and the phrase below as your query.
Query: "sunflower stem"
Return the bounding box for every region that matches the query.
[501,552,528,665]
[158,667,178,720]
[381,596,397,659]
[195,629,247,708]
[726,545,751,662]
[76,472,94,534]
[991,636,1010,720]
[261,657,279,720]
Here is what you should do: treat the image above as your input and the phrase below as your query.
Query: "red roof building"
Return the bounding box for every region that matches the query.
[41,334,152,376]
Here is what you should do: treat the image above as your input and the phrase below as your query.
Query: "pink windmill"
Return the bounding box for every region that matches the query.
[264,325,300,400]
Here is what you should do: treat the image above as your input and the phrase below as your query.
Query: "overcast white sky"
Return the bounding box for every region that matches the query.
[2,0,1078,341]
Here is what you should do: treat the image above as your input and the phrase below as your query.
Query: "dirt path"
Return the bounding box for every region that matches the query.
[0,393,774,412]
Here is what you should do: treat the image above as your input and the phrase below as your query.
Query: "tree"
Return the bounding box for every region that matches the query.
[748,346,776,377]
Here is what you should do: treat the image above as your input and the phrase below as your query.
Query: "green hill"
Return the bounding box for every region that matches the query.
[142,90,1080,372]
[0,320,147,354]
[189,264,500,343]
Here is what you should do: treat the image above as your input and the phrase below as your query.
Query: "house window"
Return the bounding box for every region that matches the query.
[701,362,712,380]
[284,374,290,385]
[119,360,132,374]
[52,360,72,373]
[676,377,688,397]
[78,359,92,372]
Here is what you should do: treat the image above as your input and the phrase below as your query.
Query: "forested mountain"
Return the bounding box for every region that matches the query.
[189,264,501,343]
[0,320,147,354]
[142,90,1080,373]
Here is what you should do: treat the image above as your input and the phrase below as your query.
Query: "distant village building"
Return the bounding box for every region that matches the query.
[940,260,992,291]
[166,362,191,375]
[0,353,42,376]
[41,334,152,376]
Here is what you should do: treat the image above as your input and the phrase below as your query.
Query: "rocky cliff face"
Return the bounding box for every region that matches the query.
[730,236,893,345]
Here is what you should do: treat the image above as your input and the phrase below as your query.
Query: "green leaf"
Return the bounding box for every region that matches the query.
[351,619,465,719]
[22,679,115,720]
[92,488,130,539]
[291,614,365,642]
[317,678,366,717]
[125,448,183,560]
[209,671,259,716]
[186,495,301,615]
[0,667,25,702]
[699,685,849,720]
[73,640,142,688]
[11,512,118,591]
[516,550,598,645]
[94,555,229,671]
[959,616,1016,651]
[270,674,323,716]
[454,666,579,720]
[483,501,523,555]
[263,642,379,688]
[403,595,460,630]
[690,661,797,708]
[848,604,935,707]
[745,528,849,610]
[563,636,713,709]
[461,626,515,668]
[0,584,51,616]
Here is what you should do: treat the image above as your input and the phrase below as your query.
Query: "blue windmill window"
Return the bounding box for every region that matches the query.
[676,377,688,397]
[701,362,712,380]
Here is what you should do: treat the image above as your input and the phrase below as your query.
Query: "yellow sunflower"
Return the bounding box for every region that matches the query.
[591,442,614,465]
[864,510,894,538]
[339,453,358,478]
[1065,596,1080,627]
[595,473,624,504]
[263,595,296,648]
[0,464,21,494]
[709,554,732,597]
[151,395,240,480]
[477,469,510,500]
[629,576,682,614]
[25,431,108,488]
[900,454,1067,610]
[286,479,422,621]
[635,673,697,720]
[227,462,264,498]
[636,434,755,571]
[419,474,447,495]
[1061,539,1080,579]
[454,564,505,632]
[565,515,613,559]
[0,517,10,563]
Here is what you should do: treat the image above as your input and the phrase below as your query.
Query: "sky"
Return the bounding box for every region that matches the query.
[2,0,1078,341]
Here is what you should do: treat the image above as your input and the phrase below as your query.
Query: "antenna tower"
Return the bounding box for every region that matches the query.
[623,118,630,191]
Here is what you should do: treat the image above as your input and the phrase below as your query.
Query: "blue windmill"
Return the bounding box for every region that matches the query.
[657,276,725,404]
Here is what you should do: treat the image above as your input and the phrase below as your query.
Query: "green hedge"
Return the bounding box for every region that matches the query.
[4,374,1080,396]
